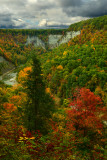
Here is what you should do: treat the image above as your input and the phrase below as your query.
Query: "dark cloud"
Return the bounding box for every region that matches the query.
[59,0,82,7]
[0,13,14,28]
[0,0,56,28]
[0,0,28,28]
[0,0,106,29]
[81,0,107,17]
[0,12,28,29]
[33,2,55,10]
[61,0,107,17]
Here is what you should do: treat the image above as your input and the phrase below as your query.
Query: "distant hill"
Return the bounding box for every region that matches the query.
[68,15,107,31]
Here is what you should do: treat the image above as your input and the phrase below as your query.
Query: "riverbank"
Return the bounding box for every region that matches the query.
[0,68,18,86]
[0,56,18,85]
[0,56,15,75]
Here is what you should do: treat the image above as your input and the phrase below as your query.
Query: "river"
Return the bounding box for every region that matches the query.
[0,56,18,86]
[0,68,18,86]
[0,69,18,86]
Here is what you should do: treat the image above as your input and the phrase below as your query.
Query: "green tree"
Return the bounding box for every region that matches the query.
[23,54,55,134]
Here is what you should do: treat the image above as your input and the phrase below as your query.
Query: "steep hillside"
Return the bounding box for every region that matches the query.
[0,15,107,160]
[39,25,107,105]
[68,15,107,31]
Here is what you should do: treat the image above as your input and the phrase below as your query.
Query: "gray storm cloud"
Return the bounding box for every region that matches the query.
[60,0,107,17]
[0,0,106,28]
[0,12,14,28]
[58,0,82,7]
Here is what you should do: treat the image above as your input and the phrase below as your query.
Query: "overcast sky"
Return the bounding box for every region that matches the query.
[0,0,107,29]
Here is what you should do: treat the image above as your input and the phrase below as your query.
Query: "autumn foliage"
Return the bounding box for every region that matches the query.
[18,67,32,85]
[47,88,106,159]
[0,15,107,159]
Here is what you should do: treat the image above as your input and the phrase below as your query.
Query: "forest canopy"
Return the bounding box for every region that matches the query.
[0,15,107,160]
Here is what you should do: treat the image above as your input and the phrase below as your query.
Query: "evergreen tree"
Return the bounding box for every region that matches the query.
[23,54,55,134]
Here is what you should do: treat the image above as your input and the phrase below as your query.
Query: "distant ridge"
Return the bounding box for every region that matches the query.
[68,15,107,31]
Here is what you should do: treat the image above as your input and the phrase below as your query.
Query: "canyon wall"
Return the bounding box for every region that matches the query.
[26,31,81,49]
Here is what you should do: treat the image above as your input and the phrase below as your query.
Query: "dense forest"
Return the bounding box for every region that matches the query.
[0,15,107,160]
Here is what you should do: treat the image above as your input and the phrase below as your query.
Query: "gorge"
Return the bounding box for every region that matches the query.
[0,30,81,85]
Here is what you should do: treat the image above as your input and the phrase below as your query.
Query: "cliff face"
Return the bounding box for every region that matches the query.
[26,31,81,49]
